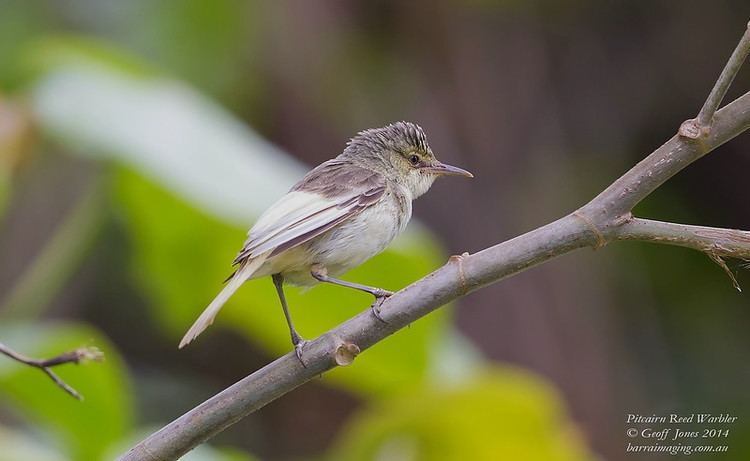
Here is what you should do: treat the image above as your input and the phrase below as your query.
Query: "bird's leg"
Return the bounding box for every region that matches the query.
[310,265,392,323]
[272,274,307,366]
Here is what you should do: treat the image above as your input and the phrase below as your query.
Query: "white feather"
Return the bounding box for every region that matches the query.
[242,190,361,257]
[247,191,334,250]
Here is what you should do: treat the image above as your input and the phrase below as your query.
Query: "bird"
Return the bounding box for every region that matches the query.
[179,121,473,362]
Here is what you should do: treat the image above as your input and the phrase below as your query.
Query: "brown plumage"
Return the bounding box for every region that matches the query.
[179,122,473,361]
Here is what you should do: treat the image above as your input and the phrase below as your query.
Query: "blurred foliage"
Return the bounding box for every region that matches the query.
[2,180,106,321]
[0,167,7,216]
[24,36,301,224]
[0,25,595,460]
[115,0,263,107]
[12,0,748,459]
[0,424,67,461]
[19,36,154,82]
[330,368,592,461]
[0,97,33,217]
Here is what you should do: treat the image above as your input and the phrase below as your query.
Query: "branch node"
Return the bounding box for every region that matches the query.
[707,252,742,292]
[449,252,470,294]
[572,211,607,249]
[678,118,711,140]
[333,341,360,366]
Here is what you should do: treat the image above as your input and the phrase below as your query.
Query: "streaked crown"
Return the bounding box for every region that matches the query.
[344,121,431,158]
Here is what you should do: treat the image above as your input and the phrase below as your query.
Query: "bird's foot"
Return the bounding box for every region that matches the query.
[291,333,309,368]
[294,339,309,367]
[370,291,393,323]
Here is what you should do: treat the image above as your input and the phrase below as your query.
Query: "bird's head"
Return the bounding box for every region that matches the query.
[343,121,473,199]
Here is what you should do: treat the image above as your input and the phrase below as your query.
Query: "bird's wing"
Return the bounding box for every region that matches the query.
[233,161,386,264]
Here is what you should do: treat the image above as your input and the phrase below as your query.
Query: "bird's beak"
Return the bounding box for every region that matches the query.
[421,161,474,178]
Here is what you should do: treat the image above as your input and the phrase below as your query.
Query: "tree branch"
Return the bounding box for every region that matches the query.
[613,217,750,260]
[0,342,103,400]
[119,22,750,461]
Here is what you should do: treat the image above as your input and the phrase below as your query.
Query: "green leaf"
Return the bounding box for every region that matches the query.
[19,36,154,84]
[0,322,134,460]
[329,367,595,461]
[25,35,304,227]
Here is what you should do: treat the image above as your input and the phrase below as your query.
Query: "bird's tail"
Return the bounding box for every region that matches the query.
[179,255,267,349]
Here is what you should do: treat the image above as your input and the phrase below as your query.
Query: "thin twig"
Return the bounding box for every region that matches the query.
[119,23,750,461]
[0,342,103,400]
[706,253,742,292]
[695,22,750,130]
[614,216,750,290]
[613,217,750,260]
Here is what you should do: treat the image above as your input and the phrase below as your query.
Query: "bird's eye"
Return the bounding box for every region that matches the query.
[408,154,421,166]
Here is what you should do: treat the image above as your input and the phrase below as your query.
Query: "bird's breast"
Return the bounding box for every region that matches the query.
[309,191,410,275]
[256,190,411,286]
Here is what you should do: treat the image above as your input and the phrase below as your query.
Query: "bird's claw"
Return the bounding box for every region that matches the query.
[370,293,392,323]
[294,339,309,368]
